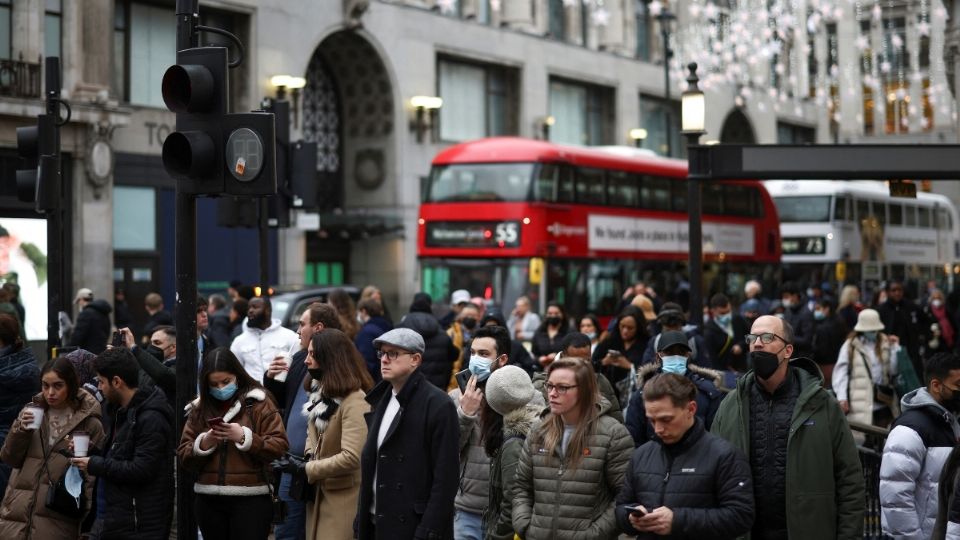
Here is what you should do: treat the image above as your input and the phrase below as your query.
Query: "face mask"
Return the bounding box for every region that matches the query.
[65,465,83,508]
[468,355,493,382]
[545,317,562,326]
[781,299,794,309]
[661,355,687,375]
[209,382,238,401]
[861,331,878,341]
[716,313,731,326]
[813,310,826,321]
[806,288,816,298]
[933,299,944,309]
[751,350,783,380]
[584,332,597,340]
[146,345,165,362]
[461,317,477,330]
[308,368,323,381]
[942,386,960,415]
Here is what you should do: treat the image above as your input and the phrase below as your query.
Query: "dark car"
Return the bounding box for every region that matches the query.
[270,285,361,332]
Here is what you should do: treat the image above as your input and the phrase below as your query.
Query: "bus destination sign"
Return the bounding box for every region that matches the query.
[782,236,826,255]
[426,221,521,248]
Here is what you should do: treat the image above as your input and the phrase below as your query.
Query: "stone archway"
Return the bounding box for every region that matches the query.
[719,108,756,143]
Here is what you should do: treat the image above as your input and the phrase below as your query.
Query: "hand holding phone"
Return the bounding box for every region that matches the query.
[455,369,472,394]
[207,416,224,429]
[627,504,648,517]
[111,331,124,348]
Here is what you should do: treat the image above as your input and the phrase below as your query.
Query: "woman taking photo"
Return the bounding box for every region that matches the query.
[532,302,570,371]
[832,309,900,428]
[178,348,289,540]
[592,306,649,404]
[302,329,373,540]
[0,357,105,539]
[512,357,633,539]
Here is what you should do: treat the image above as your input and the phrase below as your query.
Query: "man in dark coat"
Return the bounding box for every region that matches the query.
[702,294,749,372]
[355,298,394,382]
[69,288,112,354]
[72,347,174,540]
[397,293,459,389]
[616,373,754,539]
[358,328,459,540]
[878,279,929,380]
[779,282,816,359]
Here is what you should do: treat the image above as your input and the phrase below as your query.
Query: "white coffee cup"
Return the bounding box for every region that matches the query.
[72,432,90,458]
[24,404,43,430]
[273,352,292,383]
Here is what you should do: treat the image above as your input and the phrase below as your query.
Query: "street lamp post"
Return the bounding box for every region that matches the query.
[656,7,676,156]
[682,62,706,328]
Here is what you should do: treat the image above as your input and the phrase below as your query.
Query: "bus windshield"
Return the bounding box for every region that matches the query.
[425,163,535,202]
[773,196,832,223]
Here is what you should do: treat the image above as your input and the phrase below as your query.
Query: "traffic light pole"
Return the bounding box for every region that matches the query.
[44,58,62,356]
[259,197,270,297]
[174,2,199,540]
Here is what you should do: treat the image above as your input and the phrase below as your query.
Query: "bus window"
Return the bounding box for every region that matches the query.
[558,165,575,202]
[535,163,558,202]
[874,201,887,226]
[856,199,870,223]
[703,183,723,214]
[889,203,903,226]
[425,163,536,202]
[671,181,687,211]
[773,196,831,222]
[606,171,638,207]
[939,209,950,230]
[576,167,606,204]
[640,176,672,211]
[723,185,754,217]
[905,205,917,227]
[834,196,848,221]
[919,207,932,228]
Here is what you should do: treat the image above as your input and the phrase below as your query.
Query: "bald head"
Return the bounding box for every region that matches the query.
[749,315,794,360]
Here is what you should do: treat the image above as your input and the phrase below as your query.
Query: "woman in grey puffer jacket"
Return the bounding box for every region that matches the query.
[511,357,633,539]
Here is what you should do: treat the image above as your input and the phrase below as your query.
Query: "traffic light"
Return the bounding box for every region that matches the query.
[161,46,277,197]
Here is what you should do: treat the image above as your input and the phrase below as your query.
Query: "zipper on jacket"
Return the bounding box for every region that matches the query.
[133,497,139,531]
[659,450,674,507]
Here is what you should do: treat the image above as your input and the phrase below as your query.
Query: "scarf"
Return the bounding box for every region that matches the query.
[302,383,341,434]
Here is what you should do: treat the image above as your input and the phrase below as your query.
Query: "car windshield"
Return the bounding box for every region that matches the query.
[424,163,535,202]
[271,299,292,325]
[773,196,832,223]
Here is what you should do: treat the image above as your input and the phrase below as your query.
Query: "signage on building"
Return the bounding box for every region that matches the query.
[587,215,754,255]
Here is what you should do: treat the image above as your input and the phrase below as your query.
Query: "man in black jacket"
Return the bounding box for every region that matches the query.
[616,373,754,539]
[703,294,750,372]
[358,328,459,540]
[71,346,174,540]
[878,279,929,380]
[70,288,112,354]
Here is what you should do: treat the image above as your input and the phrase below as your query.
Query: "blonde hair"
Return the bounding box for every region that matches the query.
[532,357,599,470]
[838,285,859,309]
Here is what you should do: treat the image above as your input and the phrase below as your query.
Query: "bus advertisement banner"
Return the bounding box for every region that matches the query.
[587,215,755,255]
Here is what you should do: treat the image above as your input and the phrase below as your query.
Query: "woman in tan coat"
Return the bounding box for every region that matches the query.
[302,329,372,540]
[0,357,105,539]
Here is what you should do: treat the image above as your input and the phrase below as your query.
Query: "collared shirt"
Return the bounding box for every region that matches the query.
[371,390,401,515]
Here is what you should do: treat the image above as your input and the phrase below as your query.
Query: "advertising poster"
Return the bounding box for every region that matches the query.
[0,218,47,341]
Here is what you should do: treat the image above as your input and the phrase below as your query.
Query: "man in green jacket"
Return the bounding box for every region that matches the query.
[712,315,864,540]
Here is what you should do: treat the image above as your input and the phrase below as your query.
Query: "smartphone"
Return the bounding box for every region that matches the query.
[626,504,648,516]
[455,369,472,393]
[111,331,124,347]
[607,350,622,356]
[207,416,224,428]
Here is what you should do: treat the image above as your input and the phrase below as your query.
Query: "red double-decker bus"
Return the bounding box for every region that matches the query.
[417,137,781,319]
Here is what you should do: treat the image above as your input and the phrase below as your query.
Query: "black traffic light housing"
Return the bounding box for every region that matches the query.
[162,46,277,197]
[16,57,64,213]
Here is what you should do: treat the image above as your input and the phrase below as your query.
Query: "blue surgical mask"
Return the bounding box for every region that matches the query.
[862,331,878,342]
[716,313,732,326]
[661,355,688,375]
[468,355,493,382]
[814,310,826,321]
[585,332,597,341]
[209,382,238,401]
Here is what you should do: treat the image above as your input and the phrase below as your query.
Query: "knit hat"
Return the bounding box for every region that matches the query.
[485,365,535,416]
[409,292,433,314]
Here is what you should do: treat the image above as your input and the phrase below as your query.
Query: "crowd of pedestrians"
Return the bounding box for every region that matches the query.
[5,277,960,539]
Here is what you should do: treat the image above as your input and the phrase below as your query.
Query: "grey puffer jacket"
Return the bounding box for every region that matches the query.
[880,387,960,539]
[485,403,540,540]
[449,387,491,515]
[511,398,633,539]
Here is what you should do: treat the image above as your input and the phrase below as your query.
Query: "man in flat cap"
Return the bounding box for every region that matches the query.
[357,328,459,540]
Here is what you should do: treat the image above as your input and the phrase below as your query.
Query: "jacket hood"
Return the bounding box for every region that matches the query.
[900,388,960,439]
[242,318,285,334]
[503,403,540,439]
[129,386,174,424]
[87,299,113,315]
[398,311,441,339]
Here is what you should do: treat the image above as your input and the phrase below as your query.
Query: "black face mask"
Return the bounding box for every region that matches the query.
[461,317,477,330]
[146,345,165,362]
[308,368,324,381]
[750,350,783,380]
[942,386,960,414]
[545,317,562,326]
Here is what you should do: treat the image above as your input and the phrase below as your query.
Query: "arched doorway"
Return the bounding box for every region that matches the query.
[719,109,756,143]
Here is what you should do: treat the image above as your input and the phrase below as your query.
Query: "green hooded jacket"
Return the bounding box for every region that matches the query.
[711,357,865,540]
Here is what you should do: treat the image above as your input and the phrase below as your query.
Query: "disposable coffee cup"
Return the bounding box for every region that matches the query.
[24,404,43,430]
[73,432,90,458]
[273,352,293,383]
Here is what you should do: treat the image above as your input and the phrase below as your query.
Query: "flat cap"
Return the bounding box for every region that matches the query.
[373,328,425,355]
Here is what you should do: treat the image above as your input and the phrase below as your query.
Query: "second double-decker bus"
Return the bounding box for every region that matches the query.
[417,137,782,320]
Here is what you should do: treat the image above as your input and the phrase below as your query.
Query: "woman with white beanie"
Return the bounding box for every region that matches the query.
[481,365,541,540]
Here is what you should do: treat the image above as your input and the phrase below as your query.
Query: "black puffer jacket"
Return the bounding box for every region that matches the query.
[748,368,800,539]
[70,300,113,354]
[0,346,38,494]
[87,386,174,540]
[398,312,459,389]
[615,418,754,539]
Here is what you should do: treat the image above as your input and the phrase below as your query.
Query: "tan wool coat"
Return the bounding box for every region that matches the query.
[304,388,369,540]
[0,391,105,540]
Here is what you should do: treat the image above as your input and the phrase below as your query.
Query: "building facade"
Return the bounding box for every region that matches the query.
[0,0,956,334]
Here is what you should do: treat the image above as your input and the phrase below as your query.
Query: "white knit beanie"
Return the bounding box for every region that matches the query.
[485,365,535,416]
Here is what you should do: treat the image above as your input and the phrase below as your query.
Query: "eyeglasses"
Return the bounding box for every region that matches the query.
[376,349,412,360]
[545,383,577,395]
[745,332,788,345]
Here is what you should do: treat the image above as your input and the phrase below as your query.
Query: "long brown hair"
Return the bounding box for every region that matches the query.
[194,347,266,422]
[328,289,359,339]
[40,357,81,411]
[305,329,374,397]
[532,357,599,470]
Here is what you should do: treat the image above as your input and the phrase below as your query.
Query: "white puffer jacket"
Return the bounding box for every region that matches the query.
[229,318,299,382]
[833,334,898,425]
[880,388,960,539]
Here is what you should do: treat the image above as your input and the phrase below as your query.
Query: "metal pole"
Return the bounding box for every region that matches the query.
[174,2,199,539]
[686,132,702,329]
[661,21,671,157]
[259,198,270,296]
[45,57,61,357]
